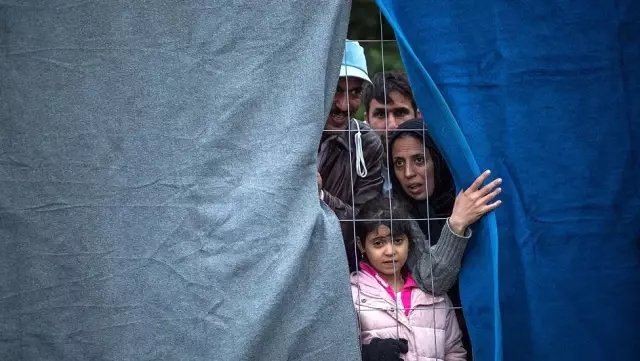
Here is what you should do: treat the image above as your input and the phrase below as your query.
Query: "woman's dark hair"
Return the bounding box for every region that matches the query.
[388,118,456,218]
[354,195,416,257]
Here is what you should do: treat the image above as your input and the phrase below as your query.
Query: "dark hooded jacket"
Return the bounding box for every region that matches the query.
[318,118,384,221]
[387,118,473,359]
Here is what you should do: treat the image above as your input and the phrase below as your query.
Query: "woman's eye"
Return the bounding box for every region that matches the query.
[415,156,425,164]
[394,159,404,168]
[394,238,404,244]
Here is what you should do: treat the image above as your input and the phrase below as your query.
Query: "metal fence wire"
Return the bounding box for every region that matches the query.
[337,3,473,360]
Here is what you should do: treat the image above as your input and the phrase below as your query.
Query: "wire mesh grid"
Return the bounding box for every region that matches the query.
[321,2,472,360]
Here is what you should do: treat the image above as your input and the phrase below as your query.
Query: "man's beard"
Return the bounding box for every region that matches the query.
[326,108,350,130]
[330,107,349,118]
[378,131,390,167]
[379,131,388,145]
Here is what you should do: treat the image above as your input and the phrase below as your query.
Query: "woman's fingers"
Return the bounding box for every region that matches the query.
[477,177,502,197]
[477,186,501,207]
[481,200,502,214]
[467,170,492,192]
[455,171,503,226]
[474,188,502,218]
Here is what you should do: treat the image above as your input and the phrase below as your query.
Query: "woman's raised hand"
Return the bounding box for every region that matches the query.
[448,170,502,235]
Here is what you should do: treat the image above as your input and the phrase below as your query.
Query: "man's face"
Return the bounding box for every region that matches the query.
[366,91,417,141]
[326,77,364,131]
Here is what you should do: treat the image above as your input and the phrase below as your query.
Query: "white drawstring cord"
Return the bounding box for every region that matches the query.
[354,120,367,178]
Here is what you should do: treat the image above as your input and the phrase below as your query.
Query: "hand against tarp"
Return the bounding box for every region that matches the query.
[449,170,502,235]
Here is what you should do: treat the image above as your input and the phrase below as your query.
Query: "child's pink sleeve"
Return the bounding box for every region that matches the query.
[444,297,467,361]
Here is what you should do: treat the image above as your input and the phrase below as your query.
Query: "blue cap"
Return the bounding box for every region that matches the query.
[340,40,371,83]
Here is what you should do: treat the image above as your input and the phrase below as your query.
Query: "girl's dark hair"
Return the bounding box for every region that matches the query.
[354,195,416,251]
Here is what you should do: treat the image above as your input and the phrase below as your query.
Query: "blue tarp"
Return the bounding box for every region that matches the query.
[377,0,640,360]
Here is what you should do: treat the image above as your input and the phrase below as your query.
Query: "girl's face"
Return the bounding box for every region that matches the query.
[359,225,409,278]
[391,135,435,201]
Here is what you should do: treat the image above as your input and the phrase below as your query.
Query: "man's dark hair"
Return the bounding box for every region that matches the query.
[361,71,417,114]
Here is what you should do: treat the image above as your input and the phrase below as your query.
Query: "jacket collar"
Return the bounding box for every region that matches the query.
[351,264,445,310]
[320,118,360,151]
[354,262,417,317]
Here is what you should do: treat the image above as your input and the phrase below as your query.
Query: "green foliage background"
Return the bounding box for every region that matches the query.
[347,0,405,119]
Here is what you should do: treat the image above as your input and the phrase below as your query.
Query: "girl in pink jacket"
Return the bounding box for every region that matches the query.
[352,196,467,361]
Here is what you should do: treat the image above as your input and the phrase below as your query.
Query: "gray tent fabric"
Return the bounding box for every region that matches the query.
[0,1,362,360]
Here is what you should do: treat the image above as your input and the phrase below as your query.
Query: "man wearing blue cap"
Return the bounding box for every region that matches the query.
[317,40,384,228]
[318,41,452,361]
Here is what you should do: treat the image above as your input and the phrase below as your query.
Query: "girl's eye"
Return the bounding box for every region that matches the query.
[394,159,404,168]
[415,156,425,165]
[394,238,405,245]
[373,240,384,247]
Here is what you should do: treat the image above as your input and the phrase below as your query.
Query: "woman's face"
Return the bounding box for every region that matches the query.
[391,135,435,201]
